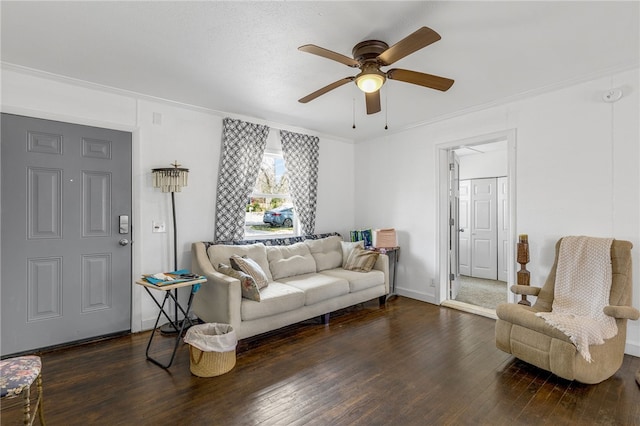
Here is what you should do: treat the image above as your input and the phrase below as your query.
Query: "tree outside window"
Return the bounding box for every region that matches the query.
[244,153,295,237]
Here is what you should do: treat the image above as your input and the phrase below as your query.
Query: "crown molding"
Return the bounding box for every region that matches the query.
[1,62,355,145]
[366,62,639,143]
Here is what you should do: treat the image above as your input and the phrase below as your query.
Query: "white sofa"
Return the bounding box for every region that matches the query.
[191,234,389,340]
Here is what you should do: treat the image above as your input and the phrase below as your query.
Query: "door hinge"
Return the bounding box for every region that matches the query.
[450,217,455,226]
[449,163,455,171]
[450,273,455,281]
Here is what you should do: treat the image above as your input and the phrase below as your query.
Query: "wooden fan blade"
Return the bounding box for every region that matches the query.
[387,69,454,91]
[298,44,359,67]
[377,27,441,66]
[365,91,381,115]
[298,77,355,103]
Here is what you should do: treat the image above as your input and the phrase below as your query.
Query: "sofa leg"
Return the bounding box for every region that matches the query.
[320,313,330,325]
[379,295,387,306]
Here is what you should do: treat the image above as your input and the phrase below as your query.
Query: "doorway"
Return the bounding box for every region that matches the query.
[437,130,516,316]
[1,114,133,355]
[458,176,508,282]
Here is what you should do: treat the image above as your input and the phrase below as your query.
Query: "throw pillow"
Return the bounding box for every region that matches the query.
[230,255,269,289]
[343,246,379,272]
[340,240,364,266]
[218,263,261,302]
[207,242,272,281]
[305,236,342,271]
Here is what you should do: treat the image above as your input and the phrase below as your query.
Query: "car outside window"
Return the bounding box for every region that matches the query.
[245,152,296,238]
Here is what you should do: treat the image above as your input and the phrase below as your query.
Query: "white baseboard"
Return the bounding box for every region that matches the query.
[396,287,438,305]
[625,342,640,357]
[141,318,160,331]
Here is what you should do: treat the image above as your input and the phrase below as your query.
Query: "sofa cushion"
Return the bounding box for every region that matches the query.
[343,246,379,272]
[279,273,349,306]
[266,242,316,280]
[241,283,305,321]
[218,263,261,301]
[340,240,364,266]
[304,236,343,271]
[319,268,385,293]
[230,255,269,289]
[208,242,273,281]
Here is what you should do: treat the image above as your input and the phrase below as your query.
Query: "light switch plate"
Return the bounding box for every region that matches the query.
[152,221,166,233]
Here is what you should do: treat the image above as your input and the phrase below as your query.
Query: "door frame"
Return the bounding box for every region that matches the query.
[1,105,143,332]
[435,129,518,305]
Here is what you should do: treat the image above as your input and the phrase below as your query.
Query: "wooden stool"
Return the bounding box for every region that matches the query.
[0,356,46,425]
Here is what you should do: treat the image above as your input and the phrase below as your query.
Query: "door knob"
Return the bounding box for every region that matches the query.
[459,229,465,232]
[119,238,130,246]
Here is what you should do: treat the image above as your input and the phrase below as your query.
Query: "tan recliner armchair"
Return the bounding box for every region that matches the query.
[495,238,639,384]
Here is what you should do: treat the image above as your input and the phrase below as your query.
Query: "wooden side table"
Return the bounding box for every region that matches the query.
[369,247,400,300]
[136,277,206,368]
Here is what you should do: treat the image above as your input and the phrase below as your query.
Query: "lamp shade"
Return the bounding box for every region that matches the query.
[356,73,385,93]
[152,161,189,193]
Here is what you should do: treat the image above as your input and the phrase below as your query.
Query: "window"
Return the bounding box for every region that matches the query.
[244,152,295,238]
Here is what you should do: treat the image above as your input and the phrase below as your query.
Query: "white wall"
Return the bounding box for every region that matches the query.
[1,67,356,332]
[355,68,640,355]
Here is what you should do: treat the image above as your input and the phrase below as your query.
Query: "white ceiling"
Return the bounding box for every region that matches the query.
[1,1,638,142]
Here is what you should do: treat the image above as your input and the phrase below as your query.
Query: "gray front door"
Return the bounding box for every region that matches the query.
[1,114,132,355]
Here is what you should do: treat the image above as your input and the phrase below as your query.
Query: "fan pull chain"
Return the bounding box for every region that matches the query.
[384,89,389,130]
[352,98,356,129]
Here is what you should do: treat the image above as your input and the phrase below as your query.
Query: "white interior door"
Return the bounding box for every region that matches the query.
[449,151,460,299]
[470,178,497,279]
[1,114,132,355]
[458,180,471,276]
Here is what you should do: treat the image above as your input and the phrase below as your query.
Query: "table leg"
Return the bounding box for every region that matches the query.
[144,287,196,369]
[386,249,399,301]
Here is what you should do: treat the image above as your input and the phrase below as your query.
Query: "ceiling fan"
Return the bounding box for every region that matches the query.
[298,27,454,115]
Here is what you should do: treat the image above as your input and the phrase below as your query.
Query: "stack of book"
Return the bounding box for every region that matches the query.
[350,229,373,247]
[143,269,202,286]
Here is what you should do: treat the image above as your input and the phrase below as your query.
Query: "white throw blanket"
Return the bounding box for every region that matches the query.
[536,236,617,362]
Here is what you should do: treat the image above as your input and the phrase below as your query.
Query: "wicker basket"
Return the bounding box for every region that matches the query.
[189,345,236,377]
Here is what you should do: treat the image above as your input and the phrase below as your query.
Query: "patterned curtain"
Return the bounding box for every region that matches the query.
[280,130,320,236]
[214,118,270,241]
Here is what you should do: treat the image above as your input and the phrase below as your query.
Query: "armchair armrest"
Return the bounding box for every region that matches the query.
[371,253,390,294]
[191,242,242,328]
[509,285,541,297]
[603,305,640,320]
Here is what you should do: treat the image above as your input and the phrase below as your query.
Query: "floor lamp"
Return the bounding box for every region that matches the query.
[152,161,189,335]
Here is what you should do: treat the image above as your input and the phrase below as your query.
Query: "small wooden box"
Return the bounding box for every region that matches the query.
[374,228,397,248]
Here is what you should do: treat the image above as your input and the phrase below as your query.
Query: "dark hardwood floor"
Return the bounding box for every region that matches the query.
[2,297,639,425]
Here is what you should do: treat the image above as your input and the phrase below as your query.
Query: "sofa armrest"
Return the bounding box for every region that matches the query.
[603,305,640,320]
[372,253,390,294]
[510,285,541,297]
[191,242,242,329]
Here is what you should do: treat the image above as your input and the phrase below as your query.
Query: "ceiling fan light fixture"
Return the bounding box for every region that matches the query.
[356,72,385,93]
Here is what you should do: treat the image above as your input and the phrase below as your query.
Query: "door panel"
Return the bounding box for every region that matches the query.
[1,114,132,355]
[449,151,461,299]
[28,167,63,239]
[458,180,471,276]
[82,171,112,237]
[27,257,62,321]
[470,178,497,279]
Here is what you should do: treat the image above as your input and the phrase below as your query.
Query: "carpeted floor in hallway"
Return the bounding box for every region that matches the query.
[454,275,507,310]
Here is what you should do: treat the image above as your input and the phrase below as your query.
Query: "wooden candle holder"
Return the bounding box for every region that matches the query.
[517,234,531,306]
